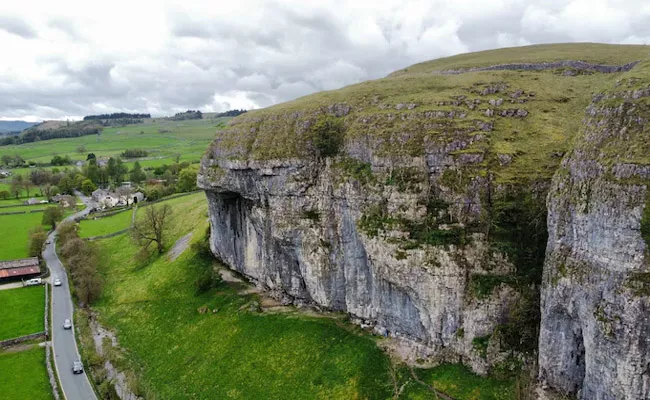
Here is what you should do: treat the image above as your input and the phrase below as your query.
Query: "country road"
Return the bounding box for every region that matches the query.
[43,192,97,400]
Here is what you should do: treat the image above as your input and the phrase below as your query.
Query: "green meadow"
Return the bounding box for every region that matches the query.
[0,286,45,341]
[78,209,134,238]
[0,347,52,400]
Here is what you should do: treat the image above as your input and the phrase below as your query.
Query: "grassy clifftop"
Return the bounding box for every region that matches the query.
[209,43,650,183]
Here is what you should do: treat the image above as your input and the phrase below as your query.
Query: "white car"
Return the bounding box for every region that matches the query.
[24,278,42,286]
[72,360,84,374]
[53,278,62,286]
[63,319,72,330]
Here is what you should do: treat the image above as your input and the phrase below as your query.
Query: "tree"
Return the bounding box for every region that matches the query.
[23,178,35,197]
[57,221,78,244]
[84,159,100,184]
[28,226,48,257]
[58,176,73,194]
[115,186,134,205]
[31,169,53,187]
[116,158,128,183]
[0,190,9,200]
[42,184,59,201]
[177,166,198,192]
[129,161,146,184]
[86,153,96,161]
[72,263,103,306]
[132,204,172,254]
[77,145,86,154]
[81,179,97,195]
[42,206,64,229]
[11,174,24,198]
[173,153,181,163]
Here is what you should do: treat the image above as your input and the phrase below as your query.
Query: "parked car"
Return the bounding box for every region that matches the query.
[63,319,72,330]
[24,278,42,286]
[53,278,62,286]
[72,361,84,374]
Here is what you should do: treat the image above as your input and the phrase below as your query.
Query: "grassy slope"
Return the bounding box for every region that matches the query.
[390,43,649,74]
[0,347,52,400]
[0,212,46,259]
[78,210,133,238]
[0,286,44,340]
[214,43,650,183]
[0,117,229,165]
[90,193,511,399]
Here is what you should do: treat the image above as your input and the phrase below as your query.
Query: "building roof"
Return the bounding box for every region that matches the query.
[0,266,40,279]
[0,257,39,270]
[0,258,40,279]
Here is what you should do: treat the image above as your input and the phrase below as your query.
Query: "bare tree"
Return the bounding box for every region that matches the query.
[132,204,172,254]
[115,185,134,205]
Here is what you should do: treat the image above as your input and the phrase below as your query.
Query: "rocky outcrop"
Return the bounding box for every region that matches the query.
[436,60,639,75]
[199,45,650,392]
[539,81,650,399]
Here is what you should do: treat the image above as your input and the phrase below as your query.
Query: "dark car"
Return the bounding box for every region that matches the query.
[72,361,84,374]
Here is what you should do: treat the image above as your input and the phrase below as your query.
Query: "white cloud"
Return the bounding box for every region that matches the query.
[0,0,648,120]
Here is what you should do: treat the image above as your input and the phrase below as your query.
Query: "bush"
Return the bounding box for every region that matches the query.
[28,226,48,257]
[51,155,72,166]
[641,195,650,248]
[121,149,149,158]
[311,116,345,158]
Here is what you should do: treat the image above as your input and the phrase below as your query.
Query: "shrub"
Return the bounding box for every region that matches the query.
[311,116,344,158]
[472,335,491,359]
[641,195,650,248]
[121,149,149,158]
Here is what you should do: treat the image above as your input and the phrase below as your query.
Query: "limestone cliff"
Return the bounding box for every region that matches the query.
[539,77,650,398]
[198,44,650,394]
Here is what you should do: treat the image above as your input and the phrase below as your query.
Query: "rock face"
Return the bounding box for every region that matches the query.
[198,44,650,395]
[539,82,650,399]
[199,155,524,374]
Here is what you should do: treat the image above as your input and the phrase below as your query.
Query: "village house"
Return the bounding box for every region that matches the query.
[0,257,41,282]
[92,188,145,209]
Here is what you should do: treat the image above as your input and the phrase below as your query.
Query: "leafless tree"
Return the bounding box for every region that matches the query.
[132,204,172,254]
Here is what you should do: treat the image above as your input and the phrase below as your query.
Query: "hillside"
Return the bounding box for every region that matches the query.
[199,43,650,399]
[0,120,38,134]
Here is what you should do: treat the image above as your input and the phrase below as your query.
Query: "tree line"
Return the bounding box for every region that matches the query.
[84,113,151,120]
[215,109,247,117]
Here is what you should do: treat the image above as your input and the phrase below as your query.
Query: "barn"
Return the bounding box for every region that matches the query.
[0,257,41,282]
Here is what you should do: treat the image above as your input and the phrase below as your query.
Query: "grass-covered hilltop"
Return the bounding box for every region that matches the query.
[200,43,650,399]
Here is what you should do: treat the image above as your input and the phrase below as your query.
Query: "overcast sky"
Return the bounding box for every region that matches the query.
[1,0,649,121]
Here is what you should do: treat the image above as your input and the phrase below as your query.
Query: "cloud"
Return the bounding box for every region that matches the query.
[0,0,649,120]
[0,15,37,38]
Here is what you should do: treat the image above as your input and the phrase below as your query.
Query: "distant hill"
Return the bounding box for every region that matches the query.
[0,120,103,146]
[0,120,38,134]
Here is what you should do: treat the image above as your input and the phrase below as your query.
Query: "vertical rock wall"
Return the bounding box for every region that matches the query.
[539,85,650,399]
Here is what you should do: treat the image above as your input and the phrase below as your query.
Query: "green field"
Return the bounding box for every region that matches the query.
[79,209,134,238]
[85,193,512,399]
[0,212,48,260]
[0,347,53,400]
[0,286,45,341]
[0,117,229,165]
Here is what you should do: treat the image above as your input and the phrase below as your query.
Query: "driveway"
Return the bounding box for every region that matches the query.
[44,192,97,400]
[0,282,24,291]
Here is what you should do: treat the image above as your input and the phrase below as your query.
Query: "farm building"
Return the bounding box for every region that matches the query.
[0,257,41,282]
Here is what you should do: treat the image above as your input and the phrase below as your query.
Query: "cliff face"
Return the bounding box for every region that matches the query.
[198,44,650,394]
[539,80,650,399]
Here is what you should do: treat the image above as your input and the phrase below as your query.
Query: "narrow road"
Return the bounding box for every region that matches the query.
[44,192,97,400]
